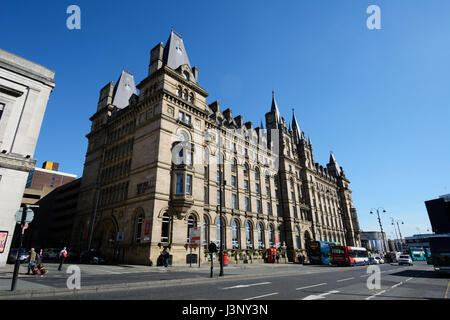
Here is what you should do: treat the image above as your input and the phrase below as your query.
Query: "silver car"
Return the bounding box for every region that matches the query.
[398,254,413,266]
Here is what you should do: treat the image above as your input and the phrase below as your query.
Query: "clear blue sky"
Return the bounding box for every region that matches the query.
[2,0,449,238]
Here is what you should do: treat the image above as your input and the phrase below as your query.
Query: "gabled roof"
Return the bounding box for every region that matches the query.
[112,69,137,109]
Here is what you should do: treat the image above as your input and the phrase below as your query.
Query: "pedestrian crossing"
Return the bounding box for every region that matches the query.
[78,265,170,275]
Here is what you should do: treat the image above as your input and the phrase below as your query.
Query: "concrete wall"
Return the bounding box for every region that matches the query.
[0,49,55,266]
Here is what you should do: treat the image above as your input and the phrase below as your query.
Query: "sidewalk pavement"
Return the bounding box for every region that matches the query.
[0,261,312,298]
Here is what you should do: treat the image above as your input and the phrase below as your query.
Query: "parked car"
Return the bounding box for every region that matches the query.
[375,256,385,264]
[43,248,58,260]
[7,248,30,264]
[66,250,79,262]
[80,250,106,264]
[369,257,379,265]
[398,254,413,266]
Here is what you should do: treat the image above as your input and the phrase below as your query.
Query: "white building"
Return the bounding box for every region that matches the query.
[0,49,55,267]
[360,231,388,253]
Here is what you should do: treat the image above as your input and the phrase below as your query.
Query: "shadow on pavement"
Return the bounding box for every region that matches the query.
[389,269,450,279]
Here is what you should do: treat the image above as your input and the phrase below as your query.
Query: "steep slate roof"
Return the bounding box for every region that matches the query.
[112,69,137,109]
[329,152,342,176]
[271,91,282,124]
[292,112,301,144]
[162,30,197,83]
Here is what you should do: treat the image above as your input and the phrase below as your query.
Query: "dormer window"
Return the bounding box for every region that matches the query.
[183,71,190,80]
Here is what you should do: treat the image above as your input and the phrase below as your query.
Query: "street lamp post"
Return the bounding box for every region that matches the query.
[390,217,400,252]
[370,207,388,254]
[87,186,101,253]
[218,121,224,277]
[395,220,405,253]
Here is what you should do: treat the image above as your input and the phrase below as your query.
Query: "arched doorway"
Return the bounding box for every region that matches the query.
[92,218,118,262]
[304,231,312,250]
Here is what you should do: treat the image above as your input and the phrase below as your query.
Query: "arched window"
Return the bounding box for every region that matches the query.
[188,93,194,103]
[243,164,248,176]
[257,223,264,249]
[268,224,274,248]
[203,147,210,166]
[295,226,301,249]
[161,213,171,243]
[182,89,187,100]
[278,225,282,246]
[202,216,209,245]
[135,213,143,243]
[232,220,239,249]
[176,86,182,97]
[187,214,197,242]
[245,221,253,249]
[179,130,189,142]
[216,218,225,247]
[231,158,237,172]
[255,167,260,181]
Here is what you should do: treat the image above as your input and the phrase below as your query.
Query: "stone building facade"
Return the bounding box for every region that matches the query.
[71,31,360,265]
[0,49,55,266]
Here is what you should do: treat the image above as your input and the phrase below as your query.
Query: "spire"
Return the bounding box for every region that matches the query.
[271,91,282,124]
[291,109,302,144]
[260,119,264,130]
[112,69,137,109]
[328,151,342,176]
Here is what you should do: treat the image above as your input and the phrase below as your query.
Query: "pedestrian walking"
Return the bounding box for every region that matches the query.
[37,249,43,265]
[27,248,37,275]
[58,247,68,271]
[298,252,304,265]
[164,247,170,267]
[35,249,47,277]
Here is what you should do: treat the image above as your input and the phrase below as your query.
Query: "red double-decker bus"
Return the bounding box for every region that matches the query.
[330,245,369,266]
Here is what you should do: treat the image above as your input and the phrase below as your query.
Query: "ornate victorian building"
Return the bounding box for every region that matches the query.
[71,31,360,265]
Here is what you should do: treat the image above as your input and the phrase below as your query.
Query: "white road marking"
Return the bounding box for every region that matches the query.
[243,292,279,300]
[367,276,415,300]
[360,274,369,277]
[222,282,271,290]
[366,290,387,300]
[303,290,340,300]
[337,277,355,282]
[295,283,327,291]
[102,270,121,274]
